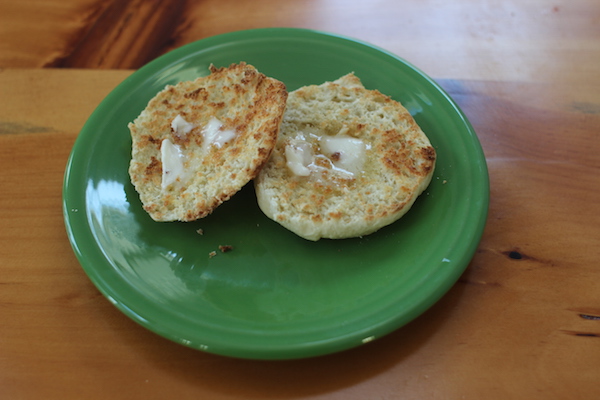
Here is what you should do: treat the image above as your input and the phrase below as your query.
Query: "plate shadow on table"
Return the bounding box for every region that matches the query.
[101,267,468,398]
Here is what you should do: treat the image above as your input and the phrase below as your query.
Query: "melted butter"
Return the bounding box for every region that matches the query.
[171,114,194,137]
[310,155,354,179]
[319,135,367,176]
[202,117,236,151]
[284,127,369,178]
[285,136,314,176]
[161,138,186,189]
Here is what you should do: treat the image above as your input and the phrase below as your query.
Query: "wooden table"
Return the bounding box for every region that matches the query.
[1,0,599,398]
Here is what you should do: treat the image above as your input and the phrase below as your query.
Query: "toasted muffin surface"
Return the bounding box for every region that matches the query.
[129,62,287,221]
[254,73,436,241]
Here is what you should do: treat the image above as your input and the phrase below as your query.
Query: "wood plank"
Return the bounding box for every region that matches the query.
[0,69,131,134]
[48,0,187,69]
[0,0,599,83]
[0,0,104,67]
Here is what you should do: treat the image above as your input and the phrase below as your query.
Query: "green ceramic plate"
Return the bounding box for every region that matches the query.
[63,28,489,360]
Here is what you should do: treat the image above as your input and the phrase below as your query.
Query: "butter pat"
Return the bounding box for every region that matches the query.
[320,136,366,175]
[202,117,236,151]
[285,138,314,176]
[285,135,367,178]
[285,135,315,176]
[161,138,186,189]
[171,114,194,137]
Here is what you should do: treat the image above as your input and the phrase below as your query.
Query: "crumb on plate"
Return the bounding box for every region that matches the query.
[218,245,233,253]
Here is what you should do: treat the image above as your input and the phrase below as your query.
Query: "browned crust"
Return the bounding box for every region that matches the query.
[255,73,436,239]
[129,62,288,222]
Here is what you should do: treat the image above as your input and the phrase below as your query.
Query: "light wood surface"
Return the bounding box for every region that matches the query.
[1,0,600,399]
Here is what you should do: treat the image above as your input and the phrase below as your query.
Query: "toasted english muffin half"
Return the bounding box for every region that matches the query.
[129,62,287,221]
[254,73,436,241]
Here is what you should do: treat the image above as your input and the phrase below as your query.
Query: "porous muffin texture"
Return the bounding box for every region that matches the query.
[255,73,436,241]
[129,62,288,221]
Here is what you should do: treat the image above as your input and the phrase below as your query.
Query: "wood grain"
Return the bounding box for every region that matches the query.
[48,0,187,69]
[0,0,599,83]
[0,69,599,399]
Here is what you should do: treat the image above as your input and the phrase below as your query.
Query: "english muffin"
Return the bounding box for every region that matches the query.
[254,73,436,241]
[129,62,287,221]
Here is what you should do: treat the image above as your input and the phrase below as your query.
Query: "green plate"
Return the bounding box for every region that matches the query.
[63,28,489,360]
